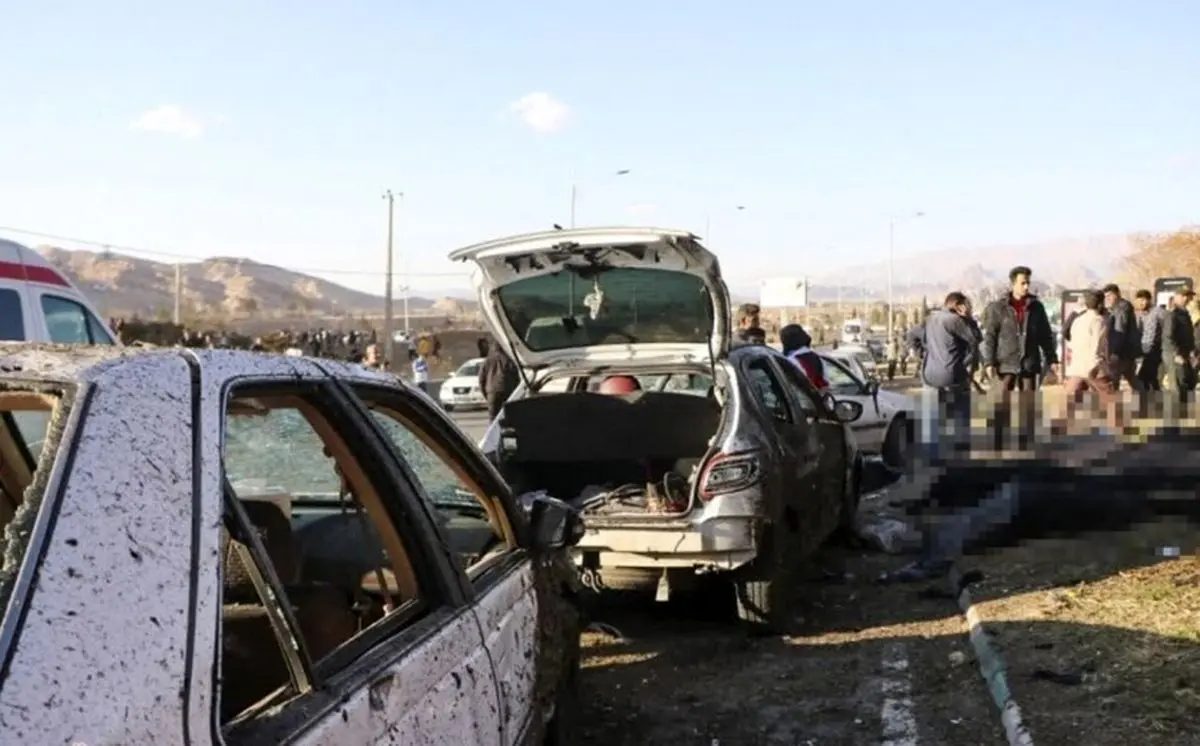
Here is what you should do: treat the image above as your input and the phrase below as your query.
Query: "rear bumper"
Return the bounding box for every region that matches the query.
[440,392,487,408]
[571,492,762,571]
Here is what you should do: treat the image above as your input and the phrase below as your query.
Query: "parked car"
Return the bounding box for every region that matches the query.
[824,344,879,381]
[819,353,914,468]
[0,237,118,344]
[449,227,864,631]
[439,356,488,411]
[0,344,583,745]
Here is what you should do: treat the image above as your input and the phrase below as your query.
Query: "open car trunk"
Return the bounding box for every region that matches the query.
[497,390,722,518]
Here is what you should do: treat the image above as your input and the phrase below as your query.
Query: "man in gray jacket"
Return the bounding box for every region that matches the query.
[920,291,979,461]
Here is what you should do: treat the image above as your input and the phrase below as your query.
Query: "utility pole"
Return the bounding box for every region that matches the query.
[569,184,578,229]
[383,190,396,365]
[173,263,182,325]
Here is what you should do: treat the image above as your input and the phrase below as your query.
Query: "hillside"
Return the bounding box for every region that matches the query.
[35,246,454,319]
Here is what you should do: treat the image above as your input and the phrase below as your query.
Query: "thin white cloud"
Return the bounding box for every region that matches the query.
[508,92,572,134]
[129,105,205,138]
[626,203,657,216]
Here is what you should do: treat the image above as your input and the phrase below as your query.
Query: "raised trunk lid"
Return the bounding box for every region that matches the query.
[447,227,731,370]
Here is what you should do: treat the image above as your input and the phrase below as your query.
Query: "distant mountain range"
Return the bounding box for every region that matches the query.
[727,233,1135,303]
[39,232,1138,318]
[36,246,470,319]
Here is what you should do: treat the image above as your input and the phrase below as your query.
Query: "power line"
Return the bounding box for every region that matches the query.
[0,224,470,279]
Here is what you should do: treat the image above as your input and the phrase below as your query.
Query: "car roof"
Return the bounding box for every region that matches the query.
[0,344,403,389]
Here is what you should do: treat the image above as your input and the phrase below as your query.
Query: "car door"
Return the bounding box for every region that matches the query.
[209,374,502,746]
[343,379,545,746]
[772,356,846,537]
[823,356,887,452]
[740,355,819,511]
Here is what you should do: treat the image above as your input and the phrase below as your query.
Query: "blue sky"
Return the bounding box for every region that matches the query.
[1,1,1197,295]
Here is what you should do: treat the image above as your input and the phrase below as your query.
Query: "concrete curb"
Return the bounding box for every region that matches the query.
[948,566,1036,746]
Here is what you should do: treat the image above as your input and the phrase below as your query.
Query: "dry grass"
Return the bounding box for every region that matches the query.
[961,520,1199,745]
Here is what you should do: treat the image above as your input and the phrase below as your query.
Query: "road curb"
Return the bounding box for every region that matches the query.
[948,566,1036,746]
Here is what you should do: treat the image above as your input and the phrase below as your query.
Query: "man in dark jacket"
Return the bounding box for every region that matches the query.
[1134,289,1163,392]
[919,292,979,462]
[1161,287,1196,410]
[981,266,1058,452]
[1102,283,1142,391]
[478,343,520,421]
[733,303,766,346]
[981,266,1060,389]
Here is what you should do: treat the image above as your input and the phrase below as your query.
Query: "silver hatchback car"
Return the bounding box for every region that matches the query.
[450,227,865,631]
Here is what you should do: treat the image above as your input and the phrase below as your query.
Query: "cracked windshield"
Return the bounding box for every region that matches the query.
[2,3,1198,745]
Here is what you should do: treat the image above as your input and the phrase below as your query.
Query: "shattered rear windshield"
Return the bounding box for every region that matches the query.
[496,267,714,352]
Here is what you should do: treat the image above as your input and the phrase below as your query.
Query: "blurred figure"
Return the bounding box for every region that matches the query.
[1134,289,1163,392]
[363,344,383,370]
[1062,290,1117,432]
[919,292,978,461]
[1102,283,1141,392]
[1162,287,1196,415]
[409,347,431,396]
[780,324,828,389]
[733,303,766,346]
[479,342,520,420]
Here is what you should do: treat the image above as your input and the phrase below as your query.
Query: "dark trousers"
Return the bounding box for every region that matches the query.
[1137,357,1161,391]
[1111,358,1142,392]
[993,373,1038,451]
[486,390,507,421]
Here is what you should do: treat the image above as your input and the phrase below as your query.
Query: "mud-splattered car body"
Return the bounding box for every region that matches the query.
[0,344,583,746]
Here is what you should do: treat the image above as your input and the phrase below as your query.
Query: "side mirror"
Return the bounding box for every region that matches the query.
[833,399,864,423]
[527,494,584,551]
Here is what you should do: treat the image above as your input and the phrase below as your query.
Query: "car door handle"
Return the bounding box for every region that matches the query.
[368,672,397,711]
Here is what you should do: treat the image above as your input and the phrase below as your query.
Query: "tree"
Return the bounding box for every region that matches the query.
[1124,227,1200,289]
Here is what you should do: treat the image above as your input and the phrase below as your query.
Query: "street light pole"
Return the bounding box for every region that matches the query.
[570,169,630,228]
[382,190,398,364]
[887,211,924,346]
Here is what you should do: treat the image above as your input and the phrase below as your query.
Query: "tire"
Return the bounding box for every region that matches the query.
[882,415,911,470]
[733,526,793,633]
[838,458,862,535]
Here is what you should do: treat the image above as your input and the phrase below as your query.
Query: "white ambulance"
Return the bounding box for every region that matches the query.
[0,238,118,345]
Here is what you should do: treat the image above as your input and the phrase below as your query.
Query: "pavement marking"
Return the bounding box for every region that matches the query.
[879,642,920,746]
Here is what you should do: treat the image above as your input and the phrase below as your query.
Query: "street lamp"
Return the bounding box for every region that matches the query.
[704,205,746,243]
[887,211,925,345]
[570,168,631,228]
[382,190,404,365]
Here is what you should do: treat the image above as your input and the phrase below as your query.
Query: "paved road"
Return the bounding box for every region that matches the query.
[448,407,491,442]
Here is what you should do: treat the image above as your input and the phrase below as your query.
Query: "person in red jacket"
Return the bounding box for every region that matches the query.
[780,324,828,389]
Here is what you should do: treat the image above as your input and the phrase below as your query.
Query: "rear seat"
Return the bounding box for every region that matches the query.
[220,501,359,721]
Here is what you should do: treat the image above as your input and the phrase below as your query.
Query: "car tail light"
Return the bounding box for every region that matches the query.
[698,451,761,501]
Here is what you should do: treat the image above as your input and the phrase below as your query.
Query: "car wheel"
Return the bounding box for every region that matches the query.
[882,415,910,470]
[543,633,581,745]
[733,525,793,634]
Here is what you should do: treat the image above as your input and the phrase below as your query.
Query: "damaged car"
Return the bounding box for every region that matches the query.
[0,344,584,746]
[450,227,865,631]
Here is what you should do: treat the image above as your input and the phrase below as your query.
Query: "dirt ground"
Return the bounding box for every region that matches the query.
[574,477,1199,744]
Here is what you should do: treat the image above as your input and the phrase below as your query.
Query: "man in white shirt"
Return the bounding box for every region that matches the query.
[409,348,431,395]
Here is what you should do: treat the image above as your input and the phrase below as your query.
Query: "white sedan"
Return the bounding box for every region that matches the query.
[820,352,913,468]
[0,344,584,745]
[439,356,488,411]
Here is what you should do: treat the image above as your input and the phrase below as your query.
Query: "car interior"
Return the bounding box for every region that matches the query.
[220,390,513,724]
[497,369,726,516]
[0,392,56,550]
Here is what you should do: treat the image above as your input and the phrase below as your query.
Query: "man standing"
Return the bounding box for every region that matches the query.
[1102,283,1142,391]
[981,266,1058,451]
[409,348,431,396]
[981,266,1060,389]
[1161,287,1196,411]
[920,292,979,460]
[1062,290,1117,431]
[885,336,899,381]
[733,303,767,346]
[1134,289,1163,392]
[479,341,520,421]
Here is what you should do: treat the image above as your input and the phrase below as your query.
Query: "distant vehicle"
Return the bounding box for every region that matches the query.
[0,238,118,344]
[451,227,864,631]
[0,345,584,745]
[819,353,914,467]
[841,318,866,345]
[438,356,487,411]
[825,345,879,381]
